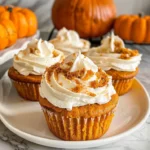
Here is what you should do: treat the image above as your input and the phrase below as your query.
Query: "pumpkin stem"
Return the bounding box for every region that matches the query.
[138,12,144,17]
[7,7,13,12]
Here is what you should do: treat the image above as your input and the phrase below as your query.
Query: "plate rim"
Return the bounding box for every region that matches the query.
[0,78,149,149]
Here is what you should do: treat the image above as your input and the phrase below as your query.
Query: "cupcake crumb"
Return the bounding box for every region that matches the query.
[90,70,108,88]
[71,85,83,93]
[82,70,94,81]
[86,91,96,97]
[53,51,59,57]
[115,48,139,59]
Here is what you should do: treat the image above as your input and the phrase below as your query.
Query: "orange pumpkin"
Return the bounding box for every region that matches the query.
[114,14,150,43]
[0,6,38,38]
[0,19,17,50]
[52,0,116,38]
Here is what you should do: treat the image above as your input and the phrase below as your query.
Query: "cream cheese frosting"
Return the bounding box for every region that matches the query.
[39,52,116,110]
[13,39,64,76]
[86,33,142,72]
[50,27,90,56]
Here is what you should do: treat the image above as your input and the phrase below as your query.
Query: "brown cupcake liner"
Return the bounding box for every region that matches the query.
[112,78,134,96]
[41,106,115,141]
[12,80,40,101]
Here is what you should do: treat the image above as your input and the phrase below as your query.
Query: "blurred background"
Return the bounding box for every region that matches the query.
[0,0,150,32]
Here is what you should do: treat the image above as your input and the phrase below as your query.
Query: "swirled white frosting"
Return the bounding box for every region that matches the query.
[39,52,116,110]
[87,34,142,72]
[50,27,90,56]
[13,39,64,76]
[100,32,125,52]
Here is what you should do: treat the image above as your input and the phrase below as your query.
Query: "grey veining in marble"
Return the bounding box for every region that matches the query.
[0,32,150,150]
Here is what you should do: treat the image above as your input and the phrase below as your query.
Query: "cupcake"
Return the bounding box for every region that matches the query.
[8,39,64,101]
[50,27,90,56]
[39,52,118,141]
[86,33,142,95]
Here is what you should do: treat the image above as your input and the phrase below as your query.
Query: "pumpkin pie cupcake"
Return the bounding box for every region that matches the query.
[86,33,142,95]
[8,39,64,101]
[39,52,118,141]
[50,27,90,56]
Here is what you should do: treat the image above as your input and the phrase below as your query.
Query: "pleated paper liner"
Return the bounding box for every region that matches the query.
[112,78,134,96]
[12,80,40,101]
[41,106,115,141]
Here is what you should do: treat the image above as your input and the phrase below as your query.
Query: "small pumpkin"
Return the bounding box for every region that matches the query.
[0,19,17,50]
[0,6,38,38]
[52,0,116,38]
[114,14,150,43]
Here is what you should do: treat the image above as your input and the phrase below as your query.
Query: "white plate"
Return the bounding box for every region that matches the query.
[0,30,40,65]
[0,73,149,149]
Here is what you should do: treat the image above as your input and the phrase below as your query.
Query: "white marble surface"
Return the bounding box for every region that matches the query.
[0,32,150,150]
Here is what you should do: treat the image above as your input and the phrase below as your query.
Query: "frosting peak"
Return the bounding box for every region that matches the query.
[50,28,90,56]
[57,27,84,47]
[13,39,64,76]
[62,52,98,73]
[39,52,116,110]
[99,32,125,53]
[27,39,54,57]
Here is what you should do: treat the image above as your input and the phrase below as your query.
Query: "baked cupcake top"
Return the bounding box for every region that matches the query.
[50,27,90,56]
[86,33,142,72]
[39,52,116,110]
[13,39,64,76]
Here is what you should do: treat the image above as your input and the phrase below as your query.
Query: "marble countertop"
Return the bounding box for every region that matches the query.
[0,32,150,150]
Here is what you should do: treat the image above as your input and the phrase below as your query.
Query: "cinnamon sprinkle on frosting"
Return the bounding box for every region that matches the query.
[86,91,96,97]
[44,52,110,97]
[115,48,139,59]
[53,51,59,57]
[55,68,86,80]
[90,71,108,88]
[46,62,109,90]
[114,41,123,51]
[82,70,94,81]
[71,85,83,93]
[46,63,60,82]
[30,48,35,54]
[67,62,73,67]
[39,52,117,110]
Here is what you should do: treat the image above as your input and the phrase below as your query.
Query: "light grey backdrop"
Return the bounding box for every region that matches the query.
[0,0,150,31]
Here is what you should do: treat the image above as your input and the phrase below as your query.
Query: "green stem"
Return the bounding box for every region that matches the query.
[7,7,13,12]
